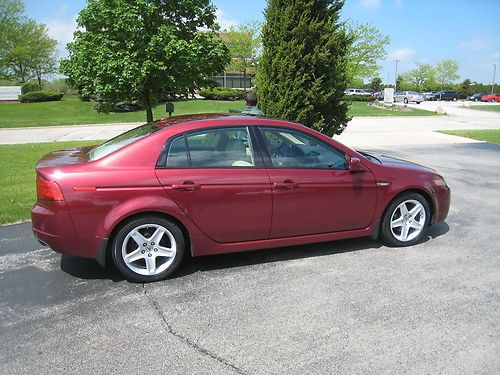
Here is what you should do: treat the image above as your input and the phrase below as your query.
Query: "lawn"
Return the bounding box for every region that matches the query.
[437,129,500,145]
[0,97,436,128]
[348,101,437,117]
[0,140,99,225]
[0,97,246,128]
[468,105,500,113]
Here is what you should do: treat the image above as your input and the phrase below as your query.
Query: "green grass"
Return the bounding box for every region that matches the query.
[0,97,246,128]
[468,105,500,113]
[437,129,500,145]
[0,140,99,225]
[0,97,436,128]
[348,101,437,117]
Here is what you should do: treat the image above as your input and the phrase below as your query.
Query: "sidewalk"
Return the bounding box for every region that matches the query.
[1,104,499,147]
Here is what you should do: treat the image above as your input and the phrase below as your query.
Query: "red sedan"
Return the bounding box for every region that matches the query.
[480,93,500,102]
[32,114,450,282]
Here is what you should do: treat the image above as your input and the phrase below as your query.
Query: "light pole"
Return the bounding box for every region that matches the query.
[394,59,400,91]
[492,64,497,94]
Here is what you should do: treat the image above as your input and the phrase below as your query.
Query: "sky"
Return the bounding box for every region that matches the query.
[23,0,500,84]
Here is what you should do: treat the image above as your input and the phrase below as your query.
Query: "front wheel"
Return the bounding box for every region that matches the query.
[404,98,408,104]
[112,216,185,282]
[380,193,430,247]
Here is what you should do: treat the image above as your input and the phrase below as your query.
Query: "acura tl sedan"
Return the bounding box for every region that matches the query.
[32,114,450,282]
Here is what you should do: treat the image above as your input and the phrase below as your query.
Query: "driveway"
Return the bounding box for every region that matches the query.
[1,142,499,374]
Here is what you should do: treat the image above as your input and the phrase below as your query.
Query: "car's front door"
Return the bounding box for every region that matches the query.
[155,126,272,243]
[257,126,378,239]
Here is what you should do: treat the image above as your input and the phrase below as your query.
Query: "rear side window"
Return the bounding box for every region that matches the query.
[163,127,255,168]
[88,123,161,161]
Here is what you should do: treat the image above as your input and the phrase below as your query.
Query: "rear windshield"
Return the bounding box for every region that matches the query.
[87,123,161,161]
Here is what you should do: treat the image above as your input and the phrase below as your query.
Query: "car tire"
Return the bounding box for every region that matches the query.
[111,216,186,282]
[404,98,408,104]
[491,99,495,103]
[380,192,430,247]
[416,101,421,104]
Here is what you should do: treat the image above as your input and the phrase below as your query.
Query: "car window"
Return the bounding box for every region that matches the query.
[88,122,161,161]
[259,127,347,169]
[165,127,255,168]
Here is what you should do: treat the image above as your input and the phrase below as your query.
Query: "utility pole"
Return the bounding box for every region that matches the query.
[492,64,497,94]
[394,59,400,91]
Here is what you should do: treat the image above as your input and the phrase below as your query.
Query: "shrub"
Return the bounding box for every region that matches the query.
[21,82,41,95]
[18,91,64,103]
[199,87,245,101]
[343,94,375,102]
[93,101,142,113]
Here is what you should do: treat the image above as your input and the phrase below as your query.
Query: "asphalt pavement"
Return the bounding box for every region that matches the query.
[1,142,499,374]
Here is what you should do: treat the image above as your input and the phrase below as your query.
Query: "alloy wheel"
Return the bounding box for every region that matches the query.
[389,199,426,242]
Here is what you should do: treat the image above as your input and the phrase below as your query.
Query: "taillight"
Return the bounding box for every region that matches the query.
[37,175,64,201]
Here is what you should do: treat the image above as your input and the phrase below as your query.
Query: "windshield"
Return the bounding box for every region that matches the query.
[87,123,161,161]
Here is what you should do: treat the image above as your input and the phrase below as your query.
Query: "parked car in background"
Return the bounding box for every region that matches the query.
[422,92,438,101]
[32,114,450,282]
[433,91,459,101]
[361,89,375,94]
[393,91,424,104]
[467,93,485,102]
[480,93,500,102]
[373,91,384,100]
[344,89,367,95]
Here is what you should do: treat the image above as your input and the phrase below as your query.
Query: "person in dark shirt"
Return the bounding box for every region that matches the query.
[241,92,264,116]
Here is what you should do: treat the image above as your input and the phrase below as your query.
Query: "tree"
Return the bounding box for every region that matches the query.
[31,24,58,87]
[403,62,435,91]
[459,79,473,96]
[0,0,24,53]
[61,0,230,123]
[223,21,261,91]
[370,77,382,91]
[345,22,389,84]
[0,1,58,84]
[395,74,403,92]
[257,0,351,136]
[435,59,460,89]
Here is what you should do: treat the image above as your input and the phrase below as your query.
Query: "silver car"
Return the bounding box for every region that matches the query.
[394,91,424,104]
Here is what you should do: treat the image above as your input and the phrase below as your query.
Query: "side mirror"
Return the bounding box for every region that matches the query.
[347,157,364,172]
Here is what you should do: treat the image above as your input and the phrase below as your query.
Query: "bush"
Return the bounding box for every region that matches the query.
[343,94,375,102]
[21,82,41,94]
[18,91,64,103]
[93,101,142,113]
[199,87,245,101]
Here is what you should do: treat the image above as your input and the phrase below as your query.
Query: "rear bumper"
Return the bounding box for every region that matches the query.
[32,202,103,261]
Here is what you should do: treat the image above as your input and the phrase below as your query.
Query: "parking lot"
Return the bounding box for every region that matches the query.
[1,139,499,374]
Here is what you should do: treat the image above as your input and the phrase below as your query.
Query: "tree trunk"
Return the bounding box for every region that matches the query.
[37,75,42,89]
[144,90,154,123]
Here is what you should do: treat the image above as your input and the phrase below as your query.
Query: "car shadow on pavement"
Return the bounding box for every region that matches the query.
[60,255,125,282]
[59,222,450,282]
[174,237,384,278]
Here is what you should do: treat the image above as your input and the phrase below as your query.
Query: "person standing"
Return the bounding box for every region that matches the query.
[241,92,264,116]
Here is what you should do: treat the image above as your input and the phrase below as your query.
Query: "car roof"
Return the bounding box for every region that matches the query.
[153,113,294,129]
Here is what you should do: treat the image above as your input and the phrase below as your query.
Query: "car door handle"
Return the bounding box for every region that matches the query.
[273,181,299,190]
[171,182,201,191]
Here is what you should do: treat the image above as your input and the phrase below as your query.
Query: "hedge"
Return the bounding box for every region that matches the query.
[343,94,375,102]
[199,87,245,101]
[18,91,64,103]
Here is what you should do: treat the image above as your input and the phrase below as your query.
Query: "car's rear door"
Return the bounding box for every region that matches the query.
[256,126,378,239]
[155,126,272,243]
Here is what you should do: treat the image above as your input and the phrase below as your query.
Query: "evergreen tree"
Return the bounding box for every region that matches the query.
[257,0,351,136]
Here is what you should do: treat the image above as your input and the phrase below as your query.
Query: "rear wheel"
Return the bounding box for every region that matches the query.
[380,193,430,247]
[404,98,409,104]
[112,216,185,282]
